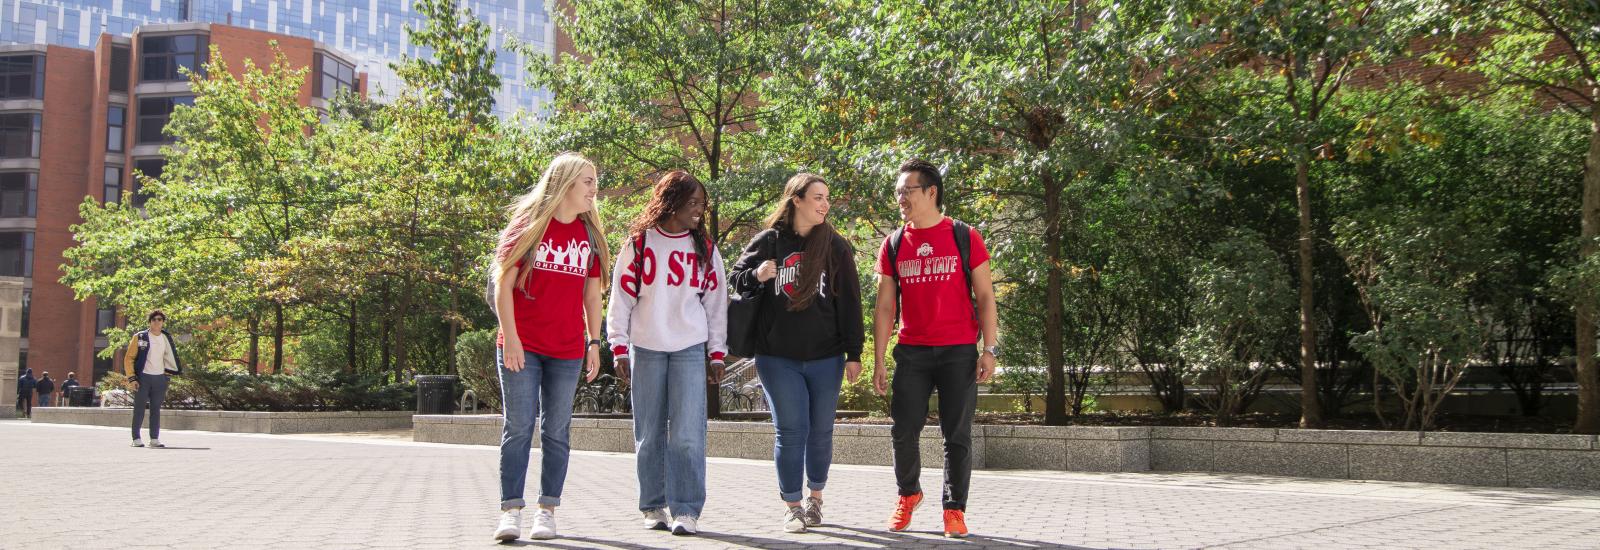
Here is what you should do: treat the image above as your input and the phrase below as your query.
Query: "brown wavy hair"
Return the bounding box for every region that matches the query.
[763,172,835,311]
[628,170,712,279]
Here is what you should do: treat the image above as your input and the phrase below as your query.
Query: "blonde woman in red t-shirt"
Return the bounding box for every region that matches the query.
[871,158,1000,538]
[492,152,611,542]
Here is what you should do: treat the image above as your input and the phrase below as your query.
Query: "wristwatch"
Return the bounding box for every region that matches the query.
[587,339,604,348]
[983,345,1001,359]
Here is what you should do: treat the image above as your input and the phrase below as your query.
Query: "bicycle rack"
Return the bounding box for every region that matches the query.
[458,389,479,414]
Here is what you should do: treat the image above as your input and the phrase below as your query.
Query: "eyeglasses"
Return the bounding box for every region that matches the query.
[894,184,927,198]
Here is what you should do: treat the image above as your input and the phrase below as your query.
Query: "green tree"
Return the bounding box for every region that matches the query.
[777,0,1220,424]
[1444,0,1600,433]
[1210,0,1427,428]
[393,0,501,126]
[64,45,333,374]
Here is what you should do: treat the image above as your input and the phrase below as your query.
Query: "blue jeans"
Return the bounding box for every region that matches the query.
[756,354,845,503]
[630,343,708,517]
[498,349,582,510]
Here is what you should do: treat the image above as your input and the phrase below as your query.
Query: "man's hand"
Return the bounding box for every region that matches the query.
[977,351,996,383]
[872,354,888,396]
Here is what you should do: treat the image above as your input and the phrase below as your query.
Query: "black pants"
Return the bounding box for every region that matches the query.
[16,393,31,417]
[889,344,978,511]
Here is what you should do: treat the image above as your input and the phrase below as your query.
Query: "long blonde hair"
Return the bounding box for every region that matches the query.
[495,152,611,290]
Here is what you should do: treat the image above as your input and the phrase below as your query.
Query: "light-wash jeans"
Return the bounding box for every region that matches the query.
[629,343,708,518]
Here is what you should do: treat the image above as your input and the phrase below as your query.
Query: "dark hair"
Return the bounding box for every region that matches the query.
[147,310,166,322]
[629,170,712,279]
[764,173,836,311]
[898,158,944,209]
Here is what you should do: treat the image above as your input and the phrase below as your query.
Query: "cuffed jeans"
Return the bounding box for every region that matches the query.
[131,373,170,440]
[890,344,978,511]
[498,349,582,510]
[756,354,845,503]
[629,343,708,518]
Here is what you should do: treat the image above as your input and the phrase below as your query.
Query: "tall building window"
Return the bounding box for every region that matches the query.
[108,106,125,152]
[103,166,122,204]
[19,288,27,338]
[136,96,192,144]
[110,46,130,93]
[0,55,43,99]
[96,308,116,336]
[132,159,164,208]
[0,113,40,158]
[0,173,36,218]
[140,35,205,82]
[316,53,356,99]
[0,232,33,277]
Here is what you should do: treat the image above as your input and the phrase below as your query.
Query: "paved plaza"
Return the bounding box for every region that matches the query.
[3,420,1600,549]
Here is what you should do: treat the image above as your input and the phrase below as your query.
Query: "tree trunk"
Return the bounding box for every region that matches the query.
[1295,155,1324,428]
[1043,171,1068,426]
[1575,108,1600,434]
[380,282,392,376]
[448,285,459,376]
[706,158,723,420]
[346,298,358,373]
[248,314,260,376]
[272,303,285,374]
[393,278,415,379]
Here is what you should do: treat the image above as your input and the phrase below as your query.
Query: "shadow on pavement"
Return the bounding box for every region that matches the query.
[819,525,1087,549]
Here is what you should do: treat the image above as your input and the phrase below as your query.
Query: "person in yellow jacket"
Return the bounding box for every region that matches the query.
[122,310,182,448]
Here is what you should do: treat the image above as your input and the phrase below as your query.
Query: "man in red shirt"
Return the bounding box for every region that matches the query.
[871,158,1000,538]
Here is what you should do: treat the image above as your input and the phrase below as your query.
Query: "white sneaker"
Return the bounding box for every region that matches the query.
[670,514,698,536]
[493,508,522,541]
[783,506,807,533]
[130,439,144,447]
[148,439,165,448]
[643,508,670,531]
[528,508,558,540]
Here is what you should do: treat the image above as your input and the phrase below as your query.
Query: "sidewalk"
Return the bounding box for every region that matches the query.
[3,420,1598,549]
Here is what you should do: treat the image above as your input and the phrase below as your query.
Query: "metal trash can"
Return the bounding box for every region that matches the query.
[415,375,458,415]
[69,387,94,407]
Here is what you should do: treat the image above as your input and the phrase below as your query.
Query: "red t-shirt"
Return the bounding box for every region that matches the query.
[498,218,601,359]
[875,217,990,346]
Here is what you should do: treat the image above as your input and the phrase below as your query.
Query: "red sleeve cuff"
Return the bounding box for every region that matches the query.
[710,352,726,362]
[612,346,628,357]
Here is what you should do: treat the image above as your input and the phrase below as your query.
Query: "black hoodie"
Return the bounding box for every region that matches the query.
[729,226,865,362]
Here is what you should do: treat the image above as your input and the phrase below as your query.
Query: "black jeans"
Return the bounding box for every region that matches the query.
[889,344,978,511]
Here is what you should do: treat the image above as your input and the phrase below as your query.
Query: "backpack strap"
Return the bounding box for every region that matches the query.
[952,219,974,299]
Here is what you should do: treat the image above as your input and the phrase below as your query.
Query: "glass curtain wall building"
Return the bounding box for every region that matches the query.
[0,0,555,118]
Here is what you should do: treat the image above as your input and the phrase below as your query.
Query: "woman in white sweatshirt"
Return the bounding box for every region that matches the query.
[606,170,729,536]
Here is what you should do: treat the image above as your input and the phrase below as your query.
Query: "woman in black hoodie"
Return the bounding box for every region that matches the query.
[729,172,865,533]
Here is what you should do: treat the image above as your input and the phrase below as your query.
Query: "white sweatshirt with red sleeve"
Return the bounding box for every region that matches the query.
[606,227,729,362]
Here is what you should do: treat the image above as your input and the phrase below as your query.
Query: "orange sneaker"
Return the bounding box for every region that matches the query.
[943,509,969,538]
[887,492,923,531]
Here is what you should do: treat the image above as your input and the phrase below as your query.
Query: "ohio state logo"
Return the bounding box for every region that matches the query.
[774,252,826,299]
[917,242,934,257]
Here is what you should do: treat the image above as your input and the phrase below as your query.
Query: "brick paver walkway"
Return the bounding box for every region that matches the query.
[4,420,1599,549]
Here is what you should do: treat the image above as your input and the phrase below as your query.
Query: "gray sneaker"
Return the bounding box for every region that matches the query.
[783,506,807,533]
[130,439,144,448]
[802,496,823,527]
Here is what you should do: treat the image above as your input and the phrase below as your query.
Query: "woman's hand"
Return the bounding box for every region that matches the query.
[755,260,778,283]
[503,339,525,372]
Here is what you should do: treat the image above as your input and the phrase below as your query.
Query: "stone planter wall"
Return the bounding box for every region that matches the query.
[30,407,414,434]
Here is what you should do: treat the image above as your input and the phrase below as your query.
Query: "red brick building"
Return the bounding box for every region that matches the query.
[7,22,364,386]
